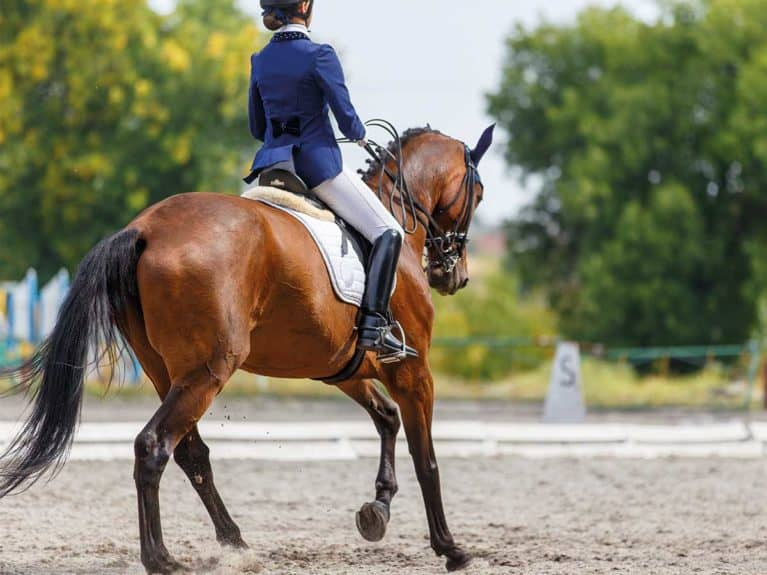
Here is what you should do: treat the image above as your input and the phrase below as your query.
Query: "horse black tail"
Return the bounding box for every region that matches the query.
[0,228,144,496]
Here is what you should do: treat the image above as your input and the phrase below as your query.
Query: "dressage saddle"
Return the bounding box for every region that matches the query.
[258,168,310,196]
[258,168,372,260]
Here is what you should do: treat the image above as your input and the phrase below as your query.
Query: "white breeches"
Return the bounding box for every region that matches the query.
[312,168,404,243]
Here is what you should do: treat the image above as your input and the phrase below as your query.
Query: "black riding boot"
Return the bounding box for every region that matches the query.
[358,229,418,360]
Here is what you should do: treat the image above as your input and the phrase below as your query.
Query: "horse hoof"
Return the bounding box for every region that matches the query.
[144,555,187,575]
[355,501,390,542]
[218,534,249,550]
[445,549,472,572]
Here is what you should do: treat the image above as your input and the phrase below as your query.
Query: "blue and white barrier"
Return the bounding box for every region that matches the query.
[39,268,70,339]
[1,269,39,344]
[0,269,142,383]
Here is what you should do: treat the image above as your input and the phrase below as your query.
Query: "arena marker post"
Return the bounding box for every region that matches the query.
[544,341,586,423]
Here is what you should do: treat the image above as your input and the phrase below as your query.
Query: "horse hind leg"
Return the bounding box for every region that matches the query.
[126,312,245,553]
[338,378,401,542]
[134,357,239,574]
[126,313,246,559]
[123,313,184,572]
[173,426,247,548]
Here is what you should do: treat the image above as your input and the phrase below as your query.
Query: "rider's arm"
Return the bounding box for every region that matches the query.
[313,44,365,142]
[249,55,266,141]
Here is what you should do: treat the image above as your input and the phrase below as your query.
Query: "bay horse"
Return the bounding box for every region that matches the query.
[0,123,494,573]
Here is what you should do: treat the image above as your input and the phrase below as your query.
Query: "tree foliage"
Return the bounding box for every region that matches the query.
[0,0,262,280]
[489,0,767,346]
[431,267,556,381]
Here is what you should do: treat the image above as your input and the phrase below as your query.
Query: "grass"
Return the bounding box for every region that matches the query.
[508,358,752,410]
[65,357,756,411]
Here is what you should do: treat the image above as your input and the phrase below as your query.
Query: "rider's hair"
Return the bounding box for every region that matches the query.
[262,3,306,31]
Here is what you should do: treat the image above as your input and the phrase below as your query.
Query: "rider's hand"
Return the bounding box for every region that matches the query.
[357,138,368,148]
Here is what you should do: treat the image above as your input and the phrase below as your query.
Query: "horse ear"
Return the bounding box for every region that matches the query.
[470,124,496,166]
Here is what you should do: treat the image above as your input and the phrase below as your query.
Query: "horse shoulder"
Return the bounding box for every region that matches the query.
[392,246,435,344]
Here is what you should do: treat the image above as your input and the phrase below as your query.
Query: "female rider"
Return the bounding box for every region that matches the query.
[247,0,414,359]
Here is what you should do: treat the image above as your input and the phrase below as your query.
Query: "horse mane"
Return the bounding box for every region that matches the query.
[359,125,445,183]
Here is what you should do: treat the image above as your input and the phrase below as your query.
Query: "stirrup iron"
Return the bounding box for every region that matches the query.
[377,321,417,364]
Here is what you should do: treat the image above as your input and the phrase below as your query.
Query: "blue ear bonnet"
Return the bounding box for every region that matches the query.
[470,124,495,166]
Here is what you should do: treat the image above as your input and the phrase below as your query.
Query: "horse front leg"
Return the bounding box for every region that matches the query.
[337,378,401,542]
[382,365,471,572]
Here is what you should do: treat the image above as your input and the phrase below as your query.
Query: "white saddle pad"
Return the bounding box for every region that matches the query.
[244,192,367,307]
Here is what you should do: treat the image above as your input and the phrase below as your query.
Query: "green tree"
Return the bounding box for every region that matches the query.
[0,0,262,280]
[489,0,767,346]
[431,268,556,381]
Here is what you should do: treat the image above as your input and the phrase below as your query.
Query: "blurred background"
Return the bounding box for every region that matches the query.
[2,0,766,412]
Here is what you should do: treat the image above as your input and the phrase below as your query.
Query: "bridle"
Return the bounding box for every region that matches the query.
[426,146,482,273]
[340,119,483,274]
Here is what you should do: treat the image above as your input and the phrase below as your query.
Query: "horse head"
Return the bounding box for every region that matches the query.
[362,123,494,296]
[416,125,493,296]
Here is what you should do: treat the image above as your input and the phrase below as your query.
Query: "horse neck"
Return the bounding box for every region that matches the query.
[364,133,458,254]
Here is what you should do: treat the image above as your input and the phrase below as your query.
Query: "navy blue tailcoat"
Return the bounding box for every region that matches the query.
[247,32,366,188]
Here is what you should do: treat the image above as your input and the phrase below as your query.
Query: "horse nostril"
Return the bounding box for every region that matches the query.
[461,278,469,288]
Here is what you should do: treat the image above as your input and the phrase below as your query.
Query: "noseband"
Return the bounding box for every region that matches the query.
[341,120,482,274]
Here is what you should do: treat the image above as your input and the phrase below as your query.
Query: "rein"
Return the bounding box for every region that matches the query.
[339,119,482,274]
